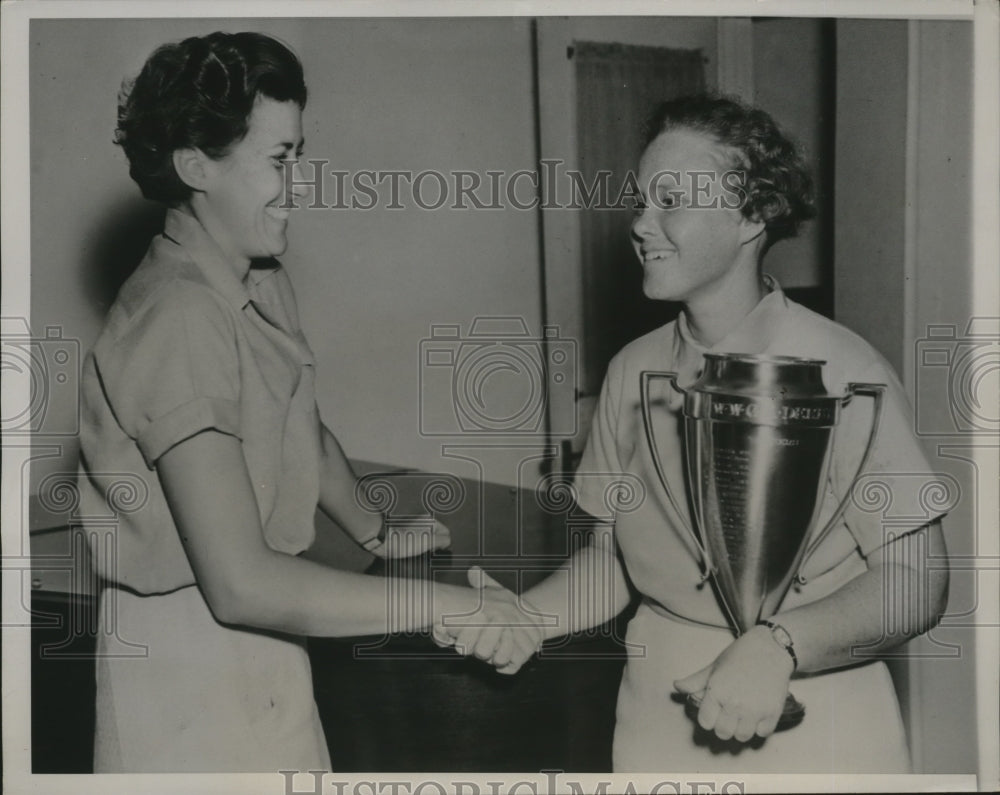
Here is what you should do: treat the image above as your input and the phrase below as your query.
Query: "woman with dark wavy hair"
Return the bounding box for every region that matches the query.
[78,32,512,772]
[444,95,950,772]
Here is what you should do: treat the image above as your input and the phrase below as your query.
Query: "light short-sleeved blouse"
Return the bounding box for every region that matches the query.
[78,207,322,594]
[575,278,945,625]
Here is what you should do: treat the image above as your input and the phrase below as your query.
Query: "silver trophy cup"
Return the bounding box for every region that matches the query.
[640,354,884,730]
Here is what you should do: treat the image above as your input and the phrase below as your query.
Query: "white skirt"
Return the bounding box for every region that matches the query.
[93,585,331,773]
[612,602,911,773]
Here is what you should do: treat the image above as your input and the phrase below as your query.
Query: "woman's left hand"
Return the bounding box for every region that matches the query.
[673,625,794,742]
[368,519,452,559]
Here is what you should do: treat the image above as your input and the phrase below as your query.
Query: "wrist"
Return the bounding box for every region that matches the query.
[355,514,385,552]
[433,582,477,626]
[517,590,556,642]
[754,619,798,673]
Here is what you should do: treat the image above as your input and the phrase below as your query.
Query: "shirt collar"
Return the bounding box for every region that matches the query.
[673,274,789,384]
[162,208,280,311]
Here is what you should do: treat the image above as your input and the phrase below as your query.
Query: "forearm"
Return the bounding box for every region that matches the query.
[774,523,948,673]
[521,525,631,641]
[219,547,467,638]
[317,424,381,544]
[676,523,948,742]
[158,429,469,637]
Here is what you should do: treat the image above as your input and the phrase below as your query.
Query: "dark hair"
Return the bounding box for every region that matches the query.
[644,94,816,247]
[115,32,307,205]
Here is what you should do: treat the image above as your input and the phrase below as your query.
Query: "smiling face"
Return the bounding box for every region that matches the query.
[630,127,764,306]
[194,97,306,267]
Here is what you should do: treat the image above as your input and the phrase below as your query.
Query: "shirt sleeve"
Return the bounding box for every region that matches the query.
[830,355,946,559]
[96,283,242,468]
[574,353,628,522]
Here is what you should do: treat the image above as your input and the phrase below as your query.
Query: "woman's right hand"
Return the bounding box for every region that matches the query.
[433,566,545,674]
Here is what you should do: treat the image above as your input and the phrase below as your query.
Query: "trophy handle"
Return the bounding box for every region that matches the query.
[639,371,715,580]
[796,382,886,584]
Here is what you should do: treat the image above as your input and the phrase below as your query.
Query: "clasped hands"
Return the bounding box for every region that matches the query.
[674,624,796,742]
[432,566,546,675]
[434,566,794,743]
[429,560,793,743]
[362,522,544,670]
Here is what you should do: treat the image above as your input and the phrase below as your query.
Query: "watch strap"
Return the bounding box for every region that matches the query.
[757,619,798,671]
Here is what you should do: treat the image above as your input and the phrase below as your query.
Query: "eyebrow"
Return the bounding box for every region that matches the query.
[273,138,305,153]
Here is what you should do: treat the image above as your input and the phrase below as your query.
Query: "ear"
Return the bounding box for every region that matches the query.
[738,214,767,247]
[172,147,213,192]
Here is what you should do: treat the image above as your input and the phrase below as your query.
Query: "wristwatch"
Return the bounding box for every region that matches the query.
[757,619,798,671]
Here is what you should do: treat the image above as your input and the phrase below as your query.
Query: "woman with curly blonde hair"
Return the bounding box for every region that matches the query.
[444,95,950,773]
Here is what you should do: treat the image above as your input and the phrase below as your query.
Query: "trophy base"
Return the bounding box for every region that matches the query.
[685,691,805,733]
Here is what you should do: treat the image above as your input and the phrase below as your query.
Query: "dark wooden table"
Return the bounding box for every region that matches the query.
[304,465,635,773]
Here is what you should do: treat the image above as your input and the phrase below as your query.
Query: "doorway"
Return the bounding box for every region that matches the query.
[536,17,835,467]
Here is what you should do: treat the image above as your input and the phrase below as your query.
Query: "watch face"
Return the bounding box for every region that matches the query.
[771,624,793,649]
